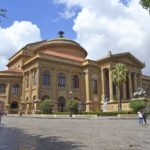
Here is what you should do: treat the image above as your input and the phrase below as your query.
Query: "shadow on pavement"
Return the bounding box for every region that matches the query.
[0,124,85,150]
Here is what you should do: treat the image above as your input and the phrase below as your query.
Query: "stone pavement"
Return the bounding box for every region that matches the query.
[0,116,150,150]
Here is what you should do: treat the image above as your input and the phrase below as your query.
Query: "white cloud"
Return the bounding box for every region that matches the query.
[0,21,41,71]
[54,0,150,75]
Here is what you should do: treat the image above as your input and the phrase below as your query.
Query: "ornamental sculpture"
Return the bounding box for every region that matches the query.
[133,87,146,98]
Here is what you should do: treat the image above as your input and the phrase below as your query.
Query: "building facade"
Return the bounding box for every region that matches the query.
[0,34,150,113]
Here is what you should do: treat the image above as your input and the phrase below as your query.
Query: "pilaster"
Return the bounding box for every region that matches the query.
[52,68,57,100]
[133,73,137,91]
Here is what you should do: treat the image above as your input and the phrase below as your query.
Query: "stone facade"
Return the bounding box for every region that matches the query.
[0,36,150,113]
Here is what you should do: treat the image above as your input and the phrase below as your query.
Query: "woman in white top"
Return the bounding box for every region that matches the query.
[138,111,143,124]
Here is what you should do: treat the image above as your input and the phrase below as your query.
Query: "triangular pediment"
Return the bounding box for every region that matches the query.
[112,52,144,68]
[115,56,139,67]
[97,52,145,69]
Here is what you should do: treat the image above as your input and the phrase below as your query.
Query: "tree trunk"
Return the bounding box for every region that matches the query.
[117,85,122,112]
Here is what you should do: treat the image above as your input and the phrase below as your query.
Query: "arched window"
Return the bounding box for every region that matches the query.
[92,79,98,94]
[72,75,79,88]
[11,101,18,109]
[12,84,19,95]
[42,95,50,101]
[58,72,66,87]
[42,70,51,86]
[0,83,6,93]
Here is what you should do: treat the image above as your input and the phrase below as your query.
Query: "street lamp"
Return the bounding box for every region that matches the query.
[69,91,73,117]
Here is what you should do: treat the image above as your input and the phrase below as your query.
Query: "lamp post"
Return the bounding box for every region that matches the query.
[69,91,73,117]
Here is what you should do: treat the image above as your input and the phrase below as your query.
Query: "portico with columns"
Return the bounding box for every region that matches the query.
[97,52,145,111]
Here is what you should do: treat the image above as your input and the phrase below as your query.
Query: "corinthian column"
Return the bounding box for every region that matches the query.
[134,73,138,92]
[123,82,127,100]
[109,69,113,102]
[128,72,133,99]
[101,69,106,102]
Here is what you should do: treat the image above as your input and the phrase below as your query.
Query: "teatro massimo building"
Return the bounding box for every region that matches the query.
[0,32,150,114]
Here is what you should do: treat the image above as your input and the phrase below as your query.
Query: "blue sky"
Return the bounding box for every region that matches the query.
[0,0,150,75]
[0,0,77,39]
[0,0,131,40]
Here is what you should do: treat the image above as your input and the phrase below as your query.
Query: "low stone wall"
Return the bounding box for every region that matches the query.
[118,114,137,118]
[106,101,132,112]
[7,114,98,119]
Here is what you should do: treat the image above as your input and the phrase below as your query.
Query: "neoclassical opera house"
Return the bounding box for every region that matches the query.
[0,32,150,113]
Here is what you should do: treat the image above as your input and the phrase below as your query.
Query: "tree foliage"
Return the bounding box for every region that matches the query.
[129,99,146,112]
[140,0,150,13]
[39,99,53,114]
[112,63,127,112]
[67,99,79,114]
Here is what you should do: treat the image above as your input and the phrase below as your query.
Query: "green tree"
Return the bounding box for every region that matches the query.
[39,99,53,114]
[112,63,127,112]
[67,99,79,114]
[129,99,146,112]
[140,0,150,13]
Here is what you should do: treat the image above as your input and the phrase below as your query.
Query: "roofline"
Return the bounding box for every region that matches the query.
[97,52,145,68]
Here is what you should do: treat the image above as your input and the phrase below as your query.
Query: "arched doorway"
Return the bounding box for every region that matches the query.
[58,97,66,112]
[42,95,50,101]
[11,101,18,109]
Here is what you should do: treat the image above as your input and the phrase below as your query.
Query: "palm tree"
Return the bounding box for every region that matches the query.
[111,63,127,112]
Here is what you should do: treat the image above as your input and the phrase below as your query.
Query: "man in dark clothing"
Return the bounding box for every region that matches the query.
[143,111,148,124]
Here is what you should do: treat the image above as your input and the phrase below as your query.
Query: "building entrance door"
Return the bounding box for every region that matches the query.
[58,97,66,112]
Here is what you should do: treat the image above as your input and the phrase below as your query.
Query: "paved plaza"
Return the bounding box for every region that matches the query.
[0,116,150,150]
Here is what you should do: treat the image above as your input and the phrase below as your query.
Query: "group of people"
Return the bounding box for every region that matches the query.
[137,109,148,124]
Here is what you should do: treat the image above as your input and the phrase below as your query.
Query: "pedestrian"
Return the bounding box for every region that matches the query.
[137,110,143,124]
[0,110,3,124]
[0,117,1,124]
[143,110,148,124]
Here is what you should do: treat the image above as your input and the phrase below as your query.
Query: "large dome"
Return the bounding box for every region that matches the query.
[25,35,87,59]
[36,37,87,59]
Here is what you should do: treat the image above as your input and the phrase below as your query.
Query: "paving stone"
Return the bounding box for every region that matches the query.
[0,116,150,150]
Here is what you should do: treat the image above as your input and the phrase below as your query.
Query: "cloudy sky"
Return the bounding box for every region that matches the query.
[0,0,150,75]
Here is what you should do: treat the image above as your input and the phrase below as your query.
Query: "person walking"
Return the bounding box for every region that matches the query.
[137,110,143,124]
[143,110,148,124]
[0,112,1,124]
[0,110,4,124]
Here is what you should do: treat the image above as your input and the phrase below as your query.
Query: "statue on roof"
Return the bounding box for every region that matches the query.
[58,31,64,38]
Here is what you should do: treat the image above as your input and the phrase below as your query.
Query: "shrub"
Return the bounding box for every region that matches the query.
[66,99,78,114]
[129,99,146,112]
[39,99,53,114]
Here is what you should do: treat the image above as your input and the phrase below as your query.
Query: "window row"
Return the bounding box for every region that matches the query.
[25,70,80,88]
[42,71,80,88]
[0,83,20,95]
[0,83,6,93]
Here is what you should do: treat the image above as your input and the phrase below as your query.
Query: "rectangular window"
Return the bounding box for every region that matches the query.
[92,79,98,94]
